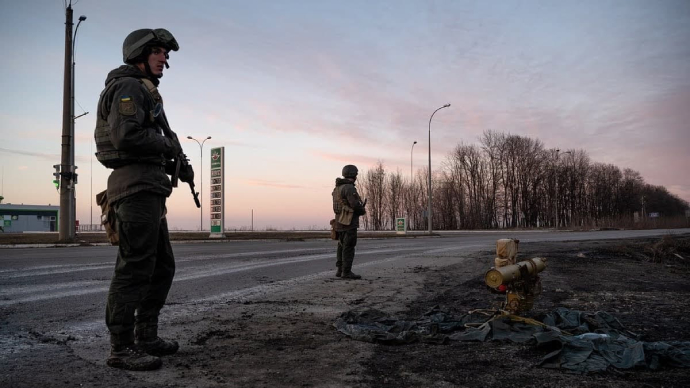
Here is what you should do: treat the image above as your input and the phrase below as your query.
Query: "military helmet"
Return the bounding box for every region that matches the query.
[123,28,179,64]
[342,165,358,178]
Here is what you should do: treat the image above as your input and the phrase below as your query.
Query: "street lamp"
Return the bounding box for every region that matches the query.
[410,141,417,182]
[72,15,87,231]
[187,135,212,231]
[427,103,450,234]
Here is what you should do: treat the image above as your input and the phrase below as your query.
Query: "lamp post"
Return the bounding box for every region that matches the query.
[427,103,450,234]
[410,141,417,182]
[72,15,87,231]
[71,15,87,233]
[187,135,212,230]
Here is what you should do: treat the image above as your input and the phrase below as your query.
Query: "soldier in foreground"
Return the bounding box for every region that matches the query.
[332,165,367,279]
[94,28,194,371]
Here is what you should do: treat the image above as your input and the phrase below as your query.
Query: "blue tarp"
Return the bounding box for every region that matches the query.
[333,307,690,373]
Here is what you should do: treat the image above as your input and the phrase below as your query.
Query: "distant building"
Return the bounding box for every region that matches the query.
[0,204,59,233]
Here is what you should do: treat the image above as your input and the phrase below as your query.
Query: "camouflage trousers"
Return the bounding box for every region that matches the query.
[336,228,358,271]
[106,192,175,346]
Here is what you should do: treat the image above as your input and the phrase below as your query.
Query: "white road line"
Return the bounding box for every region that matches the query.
[66,250,442,338]
[0,247,333,279]
[0,242,484,358]
[0,280,104,297]
[0,247,420,306]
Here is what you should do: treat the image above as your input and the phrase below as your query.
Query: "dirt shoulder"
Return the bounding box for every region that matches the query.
[171,235,690,388]
[3,235,690,388]
[361,235,690,388]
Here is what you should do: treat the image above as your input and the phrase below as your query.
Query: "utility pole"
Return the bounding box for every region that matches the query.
[59,4,74,242]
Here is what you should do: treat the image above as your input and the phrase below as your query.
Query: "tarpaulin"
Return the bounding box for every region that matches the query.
[333,307,690,373]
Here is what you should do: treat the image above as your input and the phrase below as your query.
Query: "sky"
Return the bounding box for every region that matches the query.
[0,0,689,230]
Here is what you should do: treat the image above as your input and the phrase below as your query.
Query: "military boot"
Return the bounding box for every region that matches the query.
[135,326,179,357]
[107,344,162,371]
[335,265,342,277]
[341,261,361,280]
[341,271,362,279]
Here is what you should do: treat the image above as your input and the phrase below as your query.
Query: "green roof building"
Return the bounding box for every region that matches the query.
[0,204,60,233]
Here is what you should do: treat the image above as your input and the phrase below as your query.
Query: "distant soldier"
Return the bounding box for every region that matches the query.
[94,28,194,371]
[332,165,367,279]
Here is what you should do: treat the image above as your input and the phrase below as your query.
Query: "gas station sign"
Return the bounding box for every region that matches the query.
[209,147,225,235]
[396,218,406,234]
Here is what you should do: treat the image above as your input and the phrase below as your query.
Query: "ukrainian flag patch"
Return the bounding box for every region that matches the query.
[118,96,136,116]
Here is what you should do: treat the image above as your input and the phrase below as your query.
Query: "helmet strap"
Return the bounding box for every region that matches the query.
[139,45,162,79]
[143,62,162,79]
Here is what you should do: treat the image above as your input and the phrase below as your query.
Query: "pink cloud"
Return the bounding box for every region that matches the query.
[310,150,390,168]
[246,180,304,189]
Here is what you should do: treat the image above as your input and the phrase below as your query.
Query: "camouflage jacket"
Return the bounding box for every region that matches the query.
[95,65,182,204]
[332,178,366,231]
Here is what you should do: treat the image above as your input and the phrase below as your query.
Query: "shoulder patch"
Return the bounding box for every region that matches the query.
[118,98,137,116]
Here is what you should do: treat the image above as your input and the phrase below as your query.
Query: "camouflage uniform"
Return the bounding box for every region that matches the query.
[95,29,191,370]
[332,165,366,279]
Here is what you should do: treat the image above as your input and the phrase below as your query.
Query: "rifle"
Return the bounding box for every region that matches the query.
[171,153,201,208]
[154,111,200,208]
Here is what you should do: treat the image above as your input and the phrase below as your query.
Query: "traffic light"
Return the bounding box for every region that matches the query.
[53,164,61,190]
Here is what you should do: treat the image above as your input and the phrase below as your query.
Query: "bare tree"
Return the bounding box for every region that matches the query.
[359,161,387,230]
[357,131,687,231]
[386,169,405,230]
[479,131,504,228]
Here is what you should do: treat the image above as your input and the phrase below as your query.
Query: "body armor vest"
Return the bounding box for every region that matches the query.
[333,184,346,214]
[94,78,166,169]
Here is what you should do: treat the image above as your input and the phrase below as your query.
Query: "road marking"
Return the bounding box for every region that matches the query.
[67,250,445,338]
[0,242,486,358]
[0,280,104,297]
[0,247,421,306]
[0,243,485,306]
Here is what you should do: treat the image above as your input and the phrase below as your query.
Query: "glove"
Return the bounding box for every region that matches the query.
[180,164,195,183]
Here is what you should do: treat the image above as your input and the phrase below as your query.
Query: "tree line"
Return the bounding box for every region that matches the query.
[357,130,689,231]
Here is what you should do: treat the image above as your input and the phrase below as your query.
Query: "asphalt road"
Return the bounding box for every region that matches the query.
[1,228,688,360]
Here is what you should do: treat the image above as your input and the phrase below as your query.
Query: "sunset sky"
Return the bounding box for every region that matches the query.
[1,0,688,230]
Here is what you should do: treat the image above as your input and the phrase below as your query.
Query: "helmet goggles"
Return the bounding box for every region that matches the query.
[123,28,179,64]
[150,28,179,52]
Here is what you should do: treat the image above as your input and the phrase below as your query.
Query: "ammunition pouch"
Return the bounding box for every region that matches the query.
[333,184,355,225]
[336,205,354,226]
[96,190,119,246]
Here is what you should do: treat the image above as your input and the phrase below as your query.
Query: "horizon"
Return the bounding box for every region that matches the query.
[1,0,689,230]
